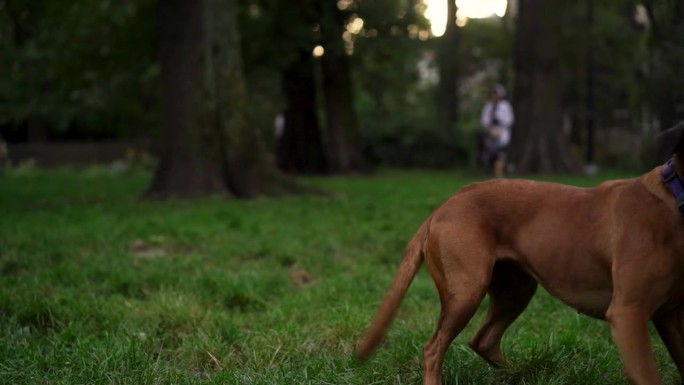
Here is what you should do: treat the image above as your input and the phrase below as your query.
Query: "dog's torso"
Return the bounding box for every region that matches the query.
[358,129,684,385]
[431,166,684,319]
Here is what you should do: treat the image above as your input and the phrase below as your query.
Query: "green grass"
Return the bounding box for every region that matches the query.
[0,166,678,384]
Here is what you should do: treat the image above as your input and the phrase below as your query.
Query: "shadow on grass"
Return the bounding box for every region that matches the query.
[439,343,626,385]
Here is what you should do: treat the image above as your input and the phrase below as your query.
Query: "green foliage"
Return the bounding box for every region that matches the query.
[238,0,318,70]
[1,168,679,384]
[354,16,514,168]
[0,0,158,138]
[559,0,650,118]
[459,18,511,76]
[0,0,677,172]
[350,1,459,168]
[238,0,459,167]
[356,85,476,168]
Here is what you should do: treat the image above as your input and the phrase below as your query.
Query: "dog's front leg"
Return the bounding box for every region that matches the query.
[654,306,684,381]
[607,304,662,385]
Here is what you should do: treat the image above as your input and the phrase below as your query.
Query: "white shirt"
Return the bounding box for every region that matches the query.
[274,113,285,139]
[481,99,514,146]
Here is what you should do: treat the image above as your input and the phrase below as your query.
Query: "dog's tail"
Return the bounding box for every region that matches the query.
[355,216,430,359]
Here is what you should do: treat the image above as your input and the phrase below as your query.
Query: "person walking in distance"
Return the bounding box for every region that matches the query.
[480,84,514,178]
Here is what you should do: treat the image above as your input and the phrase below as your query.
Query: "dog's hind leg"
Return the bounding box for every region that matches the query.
[422,285,489,385]
[654,306,684,381]
[422,225,493,385]
[468,260,537,368]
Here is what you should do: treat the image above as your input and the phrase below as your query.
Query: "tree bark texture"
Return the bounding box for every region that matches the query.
[148,0,226,197]
[148,0,310,199]
[319,0,367,173]
[509,0,579,173]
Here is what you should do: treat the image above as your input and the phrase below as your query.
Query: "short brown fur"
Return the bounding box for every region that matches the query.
[357,124,684,385]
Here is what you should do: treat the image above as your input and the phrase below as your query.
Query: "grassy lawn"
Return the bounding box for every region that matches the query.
[0,166,678,384]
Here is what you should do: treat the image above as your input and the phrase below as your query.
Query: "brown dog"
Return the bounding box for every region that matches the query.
[357,123,684,385]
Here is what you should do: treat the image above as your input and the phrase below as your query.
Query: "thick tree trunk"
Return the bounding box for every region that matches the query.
[509,0,579,173]
[319,0,367,173]
[278,50,328,174]
[148,0,315,199]
[148,0,226,197]
[436,0,459,128]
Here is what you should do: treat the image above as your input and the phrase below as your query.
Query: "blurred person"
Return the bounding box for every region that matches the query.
[479,84,514,177]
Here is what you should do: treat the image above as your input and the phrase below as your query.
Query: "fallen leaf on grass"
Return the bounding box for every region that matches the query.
[289,268,313,287]
[129,239,167,259]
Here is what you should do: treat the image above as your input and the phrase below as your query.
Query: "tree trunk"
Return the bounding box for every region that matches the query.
[499,0,516,85]
[319,0,367,173]
[148,0,315,199]
[509,0,579,173]
[278,49,328,174]
[436,0,459,128]
[147,0,225,197]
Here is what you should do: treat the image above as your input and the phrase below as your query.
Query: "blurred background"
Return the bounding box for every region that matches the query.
[0,0,683,181]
